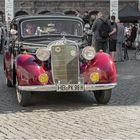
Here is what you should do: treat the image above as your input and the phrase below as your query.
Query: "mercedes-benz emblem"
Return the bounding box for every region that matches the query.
[55,46,61,53]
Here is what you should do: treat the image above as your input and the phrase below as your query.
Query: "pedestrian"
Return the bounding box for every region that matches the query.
[130,24,137,48]
[75,10,81,17]
[116,19,125,62]
[108,15,117,62]
[84,11,97,46]
[83,11,89,24]
[135,22,140,45]
[135,22,140,60]
[0,22,3,54]
[124,26,131,48]
[92,11,110,52]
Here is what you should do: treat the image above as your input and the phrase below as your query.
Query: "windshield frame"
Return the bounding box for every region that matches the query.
[20,18,84,38]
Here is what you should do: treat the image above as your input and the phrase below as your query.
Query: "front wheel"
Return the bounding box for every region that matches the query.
[16,87,31,106]
[94,89,112,105]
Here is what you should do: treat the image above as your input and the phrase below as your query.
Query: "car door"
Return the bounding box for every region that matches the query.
[3,23,18,84]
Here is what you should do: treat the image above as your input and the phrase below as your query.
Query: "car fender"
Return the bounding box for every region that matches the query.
[15,54,48,86]
[81,51,116,84]
[3,52,12,77]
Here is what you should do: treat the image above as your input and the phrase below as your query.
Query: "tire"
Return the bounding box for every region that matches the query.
[6,78,13,87]
[16,87,31,106]
[94,89,112,105]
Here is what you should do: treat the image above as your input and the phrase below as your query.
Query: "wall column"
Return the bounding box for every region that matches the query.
[138,0,140,11]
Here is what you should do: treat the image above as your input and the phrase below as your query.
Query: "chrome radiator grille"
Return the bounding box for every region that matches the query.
[51,44,79,84]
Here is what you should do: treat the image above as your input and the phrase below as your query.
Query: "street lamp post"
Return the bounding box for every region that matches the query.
[31,0,37,15]
[110,0,118,19]
[5,0,14,30]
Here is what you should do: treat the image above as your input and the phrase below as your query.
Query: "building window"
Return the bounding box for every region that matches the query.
[0,11,4,23]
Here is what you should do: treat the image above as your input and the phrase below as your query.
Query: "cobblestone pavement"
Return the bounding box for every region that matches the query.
[0,50,140,140]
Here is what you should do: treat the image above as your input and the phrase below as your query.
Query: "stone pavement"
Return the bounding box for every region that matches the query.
[0,50,140,140]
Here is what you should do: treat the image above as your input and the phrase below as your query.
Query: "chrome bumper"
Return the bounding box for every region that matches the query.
[18,83,117,92]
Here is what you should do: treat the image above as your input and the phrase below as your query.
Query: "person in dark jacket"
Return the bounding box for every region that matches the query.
[108,16,117,61]
[130,24,137,48]
[92,11,110,52]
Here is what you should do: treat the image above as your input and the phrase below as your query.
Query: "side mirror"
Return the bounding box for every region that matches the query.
[10,29,17,35]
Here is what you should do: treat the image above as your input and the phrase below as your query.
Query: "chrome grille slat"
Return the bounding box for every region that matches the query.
[51,43,79,84]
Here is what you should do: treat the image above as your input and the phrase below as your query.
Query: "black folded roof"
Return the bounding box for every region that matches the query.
[119,5,140,23]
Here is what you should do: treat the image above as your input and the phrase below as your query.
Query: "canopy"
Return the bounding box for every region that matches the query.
[119,5,140,22]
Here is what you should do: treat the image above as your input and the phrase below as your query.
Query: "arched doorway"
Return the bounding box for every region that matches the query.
[38,10,50,15]
[15,11,28,17]
[64,10,76,16]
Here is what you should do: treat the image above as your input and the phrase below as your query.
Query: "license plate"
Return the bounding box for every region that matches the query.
[57,84,84,92]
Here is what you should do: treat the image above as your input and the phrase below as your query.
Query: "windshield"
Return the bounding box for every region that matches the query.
[21,19,83,38]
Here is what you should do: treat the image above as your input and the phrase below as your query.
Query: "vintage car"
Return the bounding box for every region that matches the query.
[3,15,117,106]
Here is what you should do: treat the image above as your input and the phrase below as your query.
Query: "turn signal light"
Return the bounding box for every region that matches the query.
[38,73,48,84]
[90,72,99,83]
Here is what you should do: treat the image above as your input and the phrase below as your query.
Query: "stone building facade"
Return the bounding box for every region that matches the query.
[0,0,139,22]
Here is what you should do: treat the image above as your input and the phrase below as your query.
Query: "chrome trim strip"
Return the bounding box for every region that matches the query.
[18,83,117,92]
[85,83,117,91]
[22,42,47,47]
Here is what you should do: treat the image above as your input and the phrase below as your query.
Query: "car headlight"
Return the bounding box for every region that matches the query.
[82,46,96,60]
[36,48,50,61]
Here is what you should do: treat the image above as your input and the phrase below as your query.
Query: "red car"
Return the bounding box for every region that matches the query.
[3,15,117,106]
